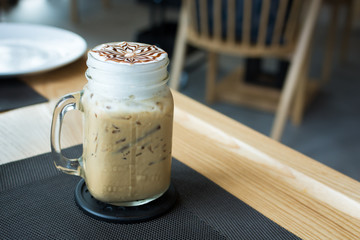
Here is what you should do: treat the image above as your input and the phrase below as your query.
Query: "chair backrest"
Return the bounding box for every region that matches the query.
[185,0,305,59]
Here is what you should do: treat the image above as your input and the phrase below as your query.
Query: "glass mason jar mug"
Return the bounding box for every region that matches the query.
[51,42,173,206]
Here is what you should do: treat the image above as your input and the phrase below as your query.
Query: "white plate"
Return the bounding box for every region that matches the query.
[0,23,87,77]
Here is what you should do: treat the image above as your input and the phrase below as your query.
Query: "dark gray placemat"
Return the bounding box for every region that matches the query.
[0,145,300,239]
[0,77,48,112]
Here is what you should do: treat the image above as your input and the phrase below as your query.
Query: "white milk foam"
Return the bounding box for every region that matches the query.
[86,42,169,101]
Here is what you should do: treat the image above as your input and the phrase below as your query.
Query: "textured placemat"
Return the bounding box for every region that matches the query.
[0,77,47,112]
[0,145,300,239]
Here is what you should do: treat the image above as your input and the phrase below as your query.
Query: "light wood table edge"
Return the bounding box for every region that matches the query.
[171,90,360,239]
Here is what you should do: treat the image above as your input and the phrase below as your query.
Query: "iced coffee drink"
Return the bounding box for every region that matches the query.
[79,42,173,206]
[81,86,173,205]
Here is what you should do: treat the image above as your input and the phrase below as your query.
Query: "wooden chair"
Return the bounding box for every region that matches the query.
[170,0,322,141]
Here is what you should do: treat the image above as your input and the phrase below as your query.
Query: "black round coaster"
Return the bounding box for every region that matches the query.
[74,179,177,223]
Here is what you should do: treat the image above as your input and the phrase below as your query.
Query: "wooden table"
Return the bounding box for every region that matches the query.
[1,57,359,239]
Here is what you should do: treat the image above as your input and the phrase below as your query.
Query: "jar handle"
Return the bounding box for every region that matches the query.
[50,91,83,176]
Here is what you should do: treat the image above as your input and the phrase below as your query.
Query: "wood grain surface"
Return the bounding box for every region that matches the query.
[172,91,360,239]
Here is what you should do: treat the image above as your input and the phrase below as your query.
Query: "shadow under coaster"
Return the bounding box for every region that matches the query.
[74,179,178,223]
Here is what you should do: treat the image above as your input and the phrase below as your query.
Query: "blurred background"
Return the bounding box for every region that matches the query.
[1,0,359,181]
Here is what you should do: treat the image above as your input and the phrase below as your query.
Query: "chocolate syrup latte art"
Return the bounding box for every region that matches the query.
[90,42,166,64]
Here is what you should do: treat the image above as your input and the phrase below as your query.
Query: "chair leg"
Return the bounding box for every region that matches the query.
[340,0,354,64]
[291,31,313,126]
[271,0,321,141]
[291,73,306,126]
[321,2,339,85]
[271,67,301,141]
[102,0,111,9]
[70,0,79,23]
[169,0,189,91]
[206,52,218,104]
